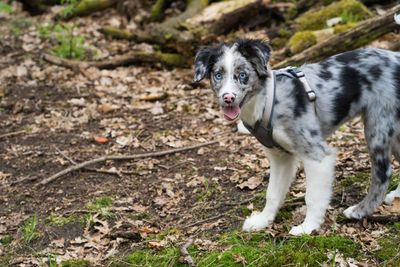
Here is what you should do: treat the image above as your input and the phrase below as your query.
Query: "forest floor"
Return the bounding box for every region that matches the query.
[1,3,400,267]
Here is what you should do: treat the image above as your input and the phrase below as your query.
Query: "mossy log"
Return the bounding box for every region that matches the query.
[183,0,271,35]
[296,0,372,31]
[61,0,118,20]
[100,0,210,55]
[274,4,400,68]
[150,0,168,22]
[43,50,188,70]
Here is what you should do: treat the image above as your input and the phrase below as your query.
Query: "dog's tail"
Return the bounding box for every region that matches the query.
[395,13,400,25]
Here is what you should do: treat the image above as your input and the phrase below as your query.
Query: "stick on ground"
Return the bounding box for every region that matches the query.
[180,238,196,267]
[39,140,219,186]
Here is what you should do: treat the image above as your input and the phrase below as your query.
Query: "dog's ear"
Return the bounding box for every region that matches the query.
[194,47,214,83]
[237,39,271,77]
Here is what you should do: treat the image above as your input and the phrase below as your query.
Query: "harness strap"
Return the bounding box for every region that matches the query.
[242,67,316,151]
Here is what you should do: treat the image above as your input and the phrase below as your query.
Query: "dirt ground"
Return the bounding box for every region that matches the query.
[1,3,400,267]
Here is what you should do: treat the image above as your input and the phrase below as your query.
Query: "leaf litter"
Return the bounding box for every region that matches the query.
[0,3,399,266]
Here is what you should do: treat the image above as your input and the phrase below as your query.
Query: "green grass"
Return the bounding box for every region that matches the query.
[117,232,360,267]
[46,212,83,226]
[375,223,400,266]
[0,2,12,13]
[21,214,40,243]
[61,259,91,267]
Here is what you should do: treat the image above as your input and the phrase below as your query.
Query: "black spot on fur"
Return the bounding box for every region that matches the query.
[389,127,394,137]
[292,78,308,118]
[376,158,390,183]
[193,44,226,82]
[310,130,318,137]
[359,74,372,91]
[369,66,382,80]
[393,65,400,118]
[236,39,271,78]
[335,50,360,64]
[332,66,362,125]
[320,69,332,80]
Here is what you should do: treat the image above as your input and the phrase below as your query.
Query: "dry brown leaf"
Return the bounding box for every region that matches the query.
[139,92,168,102]
[390,197,400,213]
[148,239,167,249]
[237,176,263,190]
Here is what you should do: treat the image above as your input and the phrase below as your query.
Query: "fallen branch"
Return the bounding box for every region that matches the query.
[0,130,26,140]
[43,50,188,70]
[180,238,196,267]
[60,0,118,20]
[39,140,219,185]
[274,4,400,68]
[366,215,400,223]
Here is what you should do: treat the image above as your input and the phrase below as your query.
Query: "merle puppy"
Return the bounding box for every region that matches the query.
[193,39,400,235]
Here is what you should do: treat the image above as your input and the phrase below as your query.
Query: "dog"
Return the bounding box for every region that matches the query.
[193,38,400,235]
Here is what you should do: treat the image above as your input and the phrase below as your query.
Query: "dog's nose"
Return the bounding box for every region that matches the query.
[223,93,235,104]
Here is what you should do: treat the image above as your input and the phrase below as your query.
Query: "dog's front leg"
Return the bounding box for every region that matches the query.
[289,151,336,235]
[243,149,298,232]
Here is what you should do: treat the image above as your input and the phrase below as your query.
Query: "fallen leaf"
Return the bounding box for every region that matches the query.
[237,176,263,190]
[94,136,109,144]
[148,240,167,249]
[390,197,400,213]
[139,92,168,101]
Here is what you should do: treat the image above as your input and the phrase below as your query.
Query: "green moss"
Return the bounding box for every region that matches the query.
[375,223,400,265]
[289,31,317,54]
[388,174,400,191]
[338,172,369,188]
[296,0,372,31]
[0,235,12,245]
[334,22,358,34]
[61,259,91,267]
[46,213,82,226]
[118,231,359,267]
[87,196,113,210]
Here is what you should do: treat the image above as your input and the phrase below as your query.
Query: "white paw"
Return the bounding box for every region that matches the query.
[289,223,319,236]
[384,190,400,205]
[343,205,363,219]
[242,213,272,232]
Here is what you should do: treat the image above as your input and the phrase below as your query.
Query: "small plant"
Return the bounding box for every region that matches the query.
[0,2,12,13]
[48,254,57,267]
[21,214,40,243]
[61,0,78,19]
[86,196,114,220]
[39,22,93,60]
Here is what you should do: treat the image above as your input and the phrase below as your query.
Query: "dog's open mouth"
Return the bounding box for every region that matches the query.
[222,106,241,121]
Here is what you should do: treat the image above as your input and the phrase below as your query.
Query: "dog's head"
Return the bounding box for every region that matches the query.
[194,39,271,121]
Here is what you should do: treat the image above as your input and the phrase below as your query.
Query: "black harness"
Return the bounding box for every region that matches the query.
[242,67,316,151]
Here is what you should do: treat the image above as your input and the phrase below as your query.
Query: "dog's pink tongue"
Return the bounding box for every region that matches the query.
[223,106,241,121]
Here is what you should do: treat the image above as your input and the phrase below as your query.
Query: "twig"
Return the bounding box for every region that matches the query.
[365,215,400,223]
[55,147,123,177]
[184,213,225,229]
[39,140,219,185]
[0,130,26,139]
[180,238,196,267]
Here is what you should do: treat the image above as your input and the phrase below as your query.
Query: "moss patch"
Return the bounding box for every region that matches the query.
[21,214,40,243]
[118,232,359,267]
[61,259,91,267]
[296,0,371,31]
[374,223,400,265]
[289,31,317,53]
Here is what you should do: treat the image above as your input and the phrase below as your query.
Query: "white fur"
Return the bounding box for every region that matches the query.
[395,13,400,24]
[237,120,251,135]
[219,45,237,98]
[243,150,298,231]
[289,151,336,235]
[384,184,400,204]
[240,92,265,127]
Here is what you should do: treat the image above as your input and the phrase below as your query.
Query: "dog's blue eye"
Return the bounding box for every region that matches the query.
[214,72,223,80]
[239,72,247,81]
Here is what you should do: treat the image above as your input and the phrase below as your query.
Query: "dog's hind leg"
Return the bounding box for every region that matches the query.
[243,149,298,232]
[384,138,400,204]
[344,119,393,219]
